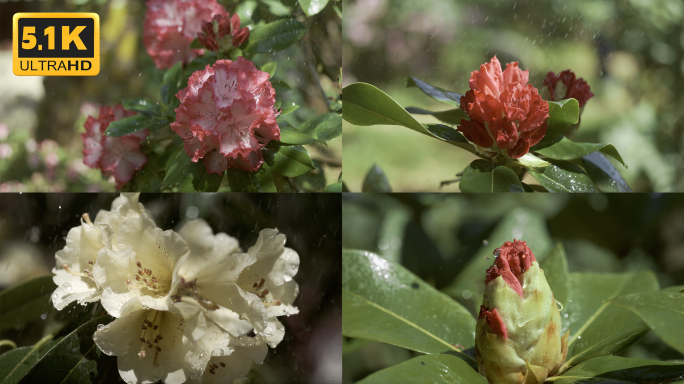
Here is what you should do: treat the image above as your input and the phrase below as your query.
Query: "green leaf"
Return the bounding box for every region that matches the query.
[226,167,277,192]
[162,149,223,192]
[322,182,342,192]
[0,336,60,384]
[515,153,551,168]
[405,107,469,125]
[526,160,597,193]
[279,123,324,145]
[18,317,114,384]
[121,98,162,116]
[546,99,580,136]
[299,0,329,16]
[442,208,553,306]
[289,159,326,191]
[533,134,626,168]
[342,83,475,152]
[243,19,307,54]
[540,243,570,307]
[357,355,486,384]
[104,114,169,137]
[0,275,55,333]
[297,113,342,142]
[459,160,524,193]
[260,0,292,16]
[406,77,462,106]
[560,271,659,371]
[362,164,392,192]
[610,291,684,355]
[161,62,183,106]
[261,61,277,77]
[580,152,632,192]
[557,356,684,383]
[342,250,477,357]
[279,102,299,116]
[266,145,314,177]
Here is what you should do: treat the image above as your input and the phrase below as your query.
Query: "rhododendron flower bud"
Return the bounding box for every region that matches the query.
[143,0,226,69]
[82,105,148,189]
[171,57,280,174]
[459,56,549,159]
[198,12,250,52]
[543,70,594,108]
[476,240,568,384]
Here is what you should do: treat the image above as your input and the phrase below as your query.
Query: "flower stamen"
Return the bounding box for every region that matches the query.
[62,263,94,280]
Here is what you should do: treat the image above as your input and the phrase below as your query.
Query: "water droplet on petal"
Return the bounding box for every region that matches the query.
[97,324,105,330]
[211,348,223,356]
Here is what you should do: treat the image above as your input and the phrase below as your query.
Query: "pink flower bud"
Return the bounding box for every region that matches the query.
[543,70,594,108]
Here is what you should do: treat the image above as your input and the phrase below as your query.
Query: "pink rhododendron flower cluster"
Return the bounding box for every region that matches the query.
[171,57,280,174]
[143,0,225,69]
[458,56,549,159]
[81,105,148,188]
[543,69,595,108]
[198,12,250,51]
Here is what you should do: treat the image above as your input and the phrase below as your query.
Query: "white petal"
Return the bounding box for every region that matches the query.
[201,343,268,383]
[177,219,243,282]
[204,307,253,336]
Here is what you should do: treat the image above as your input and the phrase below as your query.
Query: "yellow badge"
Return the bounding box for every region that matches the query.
[13,13,100,76]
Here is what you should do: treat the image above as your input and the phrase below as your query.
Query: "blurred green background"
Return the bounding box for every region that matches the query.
[342,193,684,382]
[0,193,342,383]
[342,0,684,192]
[0,0,341,191]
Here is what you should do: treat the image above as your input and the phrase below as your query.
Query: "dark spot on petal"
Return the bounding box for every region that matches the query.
[411,282,419,289]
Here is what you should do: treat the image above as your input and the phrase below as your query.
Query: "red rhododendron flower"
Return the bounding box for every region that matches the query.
[197,12,250,52]
[170,57,280,174]
[458,56,549,159]
[82,105,148,188]
[485,239,536,297]
[143,0,225,69]
[543,69,594,108]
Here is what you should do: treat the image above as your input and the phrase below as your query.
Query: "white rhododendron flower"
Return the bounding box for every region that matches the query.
[52,193,146,309]
[93,299,210,384]
[177,220,300,347]
[52,195,300,384]
[93,213,191,317]
[188,322,268,384]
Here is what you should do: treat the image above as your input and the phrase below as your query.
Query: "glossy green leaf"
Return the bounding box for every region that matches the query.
[560,271,659,371]
[442,208,553,305]
[104,114,169,137]
[226,167,277,192]
[342,83,427,132]
[362,164,392,192]
[357,355,485,384]
[342,250,477,358]
[459,160,524,193]
[526,160,597,193]
[161,62,183,106]
[299,0,329,16]
[297,113,342,142]
[540,243,570,307]
[289,159,326,191]
[279,123,324,145]
[18,316,114,384]
[267,145,314,177]
[546,99,580,136]
[580,152,632,192]
[342,83,474,151]
[406,77,462,106]
[280,102,299,116]
[515,153,551,168]
[322,182,342,192]
[162,149,223,192]
[0,336,60,384]
[261,61,277,77]
[557,356,684,383]
[0,275,55,333]
[121,98,162,116]
[405,106,469,125]
[533,134,626,168]
[611,291,684,355]
[243,19,307,54]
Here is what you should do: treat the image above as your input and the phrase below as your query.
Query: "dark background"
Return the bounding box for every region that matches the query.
[0,193,342,383]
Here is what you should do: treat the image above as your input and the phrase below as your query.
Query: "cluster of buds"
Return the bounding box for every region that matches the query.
[542,70,594,139]
[476,240,568,384]
[197,12,250,52]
